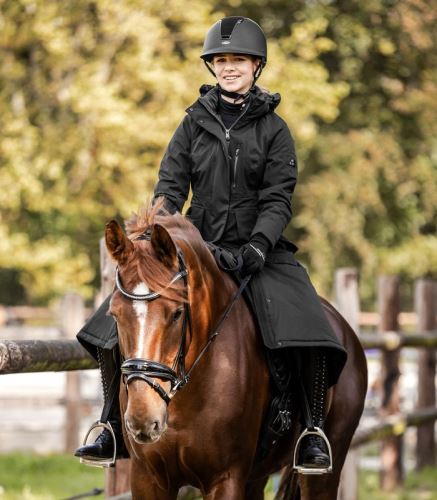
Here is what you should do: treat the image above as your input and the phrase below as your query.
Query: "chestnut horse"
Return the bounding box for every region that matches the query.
[105,204,367,500]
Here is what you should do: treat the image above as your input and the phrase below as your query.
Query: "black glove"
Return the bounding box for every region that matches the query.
[239,235,270,276]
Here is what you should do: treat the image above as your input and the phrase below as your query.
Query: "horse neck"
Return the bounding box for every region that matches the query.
[186,246,238,354]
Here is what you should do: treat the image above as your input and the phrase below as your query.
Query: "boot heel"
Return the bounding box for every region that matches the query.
[79,421,117,468]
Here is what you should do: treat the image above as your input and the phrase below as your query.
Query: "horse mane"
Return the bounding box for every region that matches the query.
[122,198,200,303]
[125,198,194,239]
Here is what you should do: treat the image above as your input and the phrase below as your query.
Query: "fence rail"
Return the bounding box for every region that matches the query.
[360,330,437,349]
[0,339,97,374]
[2,331,437,375]
[351,407,437,448]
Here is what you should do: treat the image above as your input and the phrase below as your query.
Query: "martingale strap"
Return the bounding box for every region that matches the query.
[178,274,251,389]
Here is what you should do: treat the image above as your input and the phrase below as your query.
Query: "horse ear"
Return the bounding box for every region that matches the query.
[105,220,134,266]
[151,224,177,268]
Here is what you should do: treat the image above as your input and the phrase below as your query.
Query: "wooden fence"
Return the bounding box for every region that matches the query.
[0,266,435,499]
[334,270,436,500]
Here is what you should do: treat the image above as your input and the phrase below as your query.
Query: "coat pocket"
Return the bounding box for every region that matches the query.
[235,208,258,241]
[186,205,205,233]
[266,250,300,266]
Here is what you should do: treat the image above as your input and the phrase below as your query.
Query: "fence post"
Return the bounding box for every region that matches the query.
[100,238,131,497]
[61,292,86,453]
[415,278,436,469]
[334,268,360,500]
[378,275,403,490]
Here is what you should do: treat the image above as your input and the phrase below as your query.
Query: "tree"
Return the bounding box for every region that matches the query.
[218,0,437,300]
[293,0,437,299]
[0,0,346,302]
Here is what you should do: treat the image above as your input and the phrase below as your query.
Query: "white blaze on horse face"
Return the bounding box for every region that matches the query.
[132,283,150,358]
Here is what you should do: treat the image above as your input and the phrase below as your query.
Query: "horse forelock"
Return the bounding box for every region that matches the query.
[120,199,209,303]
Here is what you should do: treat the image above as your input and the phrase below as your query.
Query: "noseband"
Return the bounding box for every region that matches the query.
[118,230,250,405]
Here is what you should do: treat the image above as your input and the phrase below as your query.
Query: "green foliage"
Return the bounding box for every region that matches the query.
[0,0,436,303]
[0,0,215,302]
[0,0,345,303]
[290,0,437,299]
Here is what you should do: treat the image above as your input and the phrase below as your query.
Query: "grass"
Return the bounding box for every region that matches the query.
[0,453,104,500]
[359,468,437,500]
[0,453,436,499]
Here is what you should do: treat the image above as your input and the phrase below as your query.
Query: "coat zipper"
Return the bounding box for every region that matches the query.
[223,103,250,142]
[198,100,250,189]
[199,100,250,143]
[232,147,240,188]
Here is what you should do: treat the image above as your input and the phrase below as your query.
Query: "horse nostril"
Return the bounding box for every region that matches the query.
[152,421,159,432]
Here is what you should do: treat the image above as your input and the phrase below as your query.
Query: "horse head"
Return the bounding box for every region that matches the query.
[105,201,220,445]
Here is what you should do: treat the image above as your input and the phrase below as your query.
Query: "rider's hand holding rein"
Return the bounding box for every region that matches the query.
[240,234,270,276]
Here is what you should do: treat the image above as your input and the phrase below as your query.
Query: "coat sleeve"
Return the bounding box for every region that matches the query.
[153,115,192,212]
[250,119,298,249]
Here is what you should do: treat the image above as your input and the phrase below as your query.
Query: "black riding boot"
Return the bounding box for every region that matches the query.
[74,347,127,466]
[296,349,331,470]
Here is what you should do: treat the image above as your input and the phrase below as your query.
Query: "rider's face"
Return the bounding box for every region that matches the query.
[212,54,260,98]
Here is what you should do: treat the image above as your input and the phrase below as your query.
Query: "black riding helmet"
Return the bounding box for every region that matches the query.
[201,17,267,100]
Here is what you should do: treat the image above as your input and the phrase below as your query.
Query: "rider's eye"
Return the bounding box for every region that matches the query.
[172,309,183,323]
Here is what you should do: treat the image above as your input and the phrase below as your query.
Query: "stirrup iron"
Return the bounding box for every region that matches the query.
[293,426,333,475]
[79,421,117,468]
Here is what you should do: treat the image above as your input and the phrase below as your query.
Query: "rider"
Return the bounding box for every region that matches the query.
[75,16,347,472]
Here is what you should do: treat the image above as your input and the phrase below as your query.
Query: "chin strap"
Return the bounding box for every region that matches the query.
[219,87,251,102]
[203,59,266,103]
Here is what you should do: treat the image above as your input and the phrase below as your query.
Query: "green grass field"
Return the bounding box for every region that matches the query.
[0,453,104,500]
[0,453,436,499]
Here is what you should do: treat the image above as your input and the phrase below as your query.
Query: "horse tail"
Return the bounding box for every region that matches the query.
[274,466,300,500]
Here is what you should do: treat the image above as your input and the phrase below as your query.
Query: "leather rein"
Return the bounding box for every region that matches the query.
[118,231,250,405]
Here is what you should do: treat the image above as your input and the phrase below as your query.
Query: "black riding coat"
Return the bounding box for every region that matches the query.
[154,85,298,251]
[77,85,347,387]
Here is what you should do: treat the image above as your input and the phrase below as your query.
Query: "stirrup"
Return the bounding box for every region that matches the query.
[79,421,117,468]
[293,426,333,475]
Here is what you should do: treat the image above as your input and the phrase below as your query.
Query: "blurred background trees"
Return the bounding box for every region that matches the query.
[0,0,435,305]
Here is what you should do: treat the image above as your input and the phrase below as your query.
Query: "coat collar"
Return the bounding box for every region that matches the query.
[186,84,281,125]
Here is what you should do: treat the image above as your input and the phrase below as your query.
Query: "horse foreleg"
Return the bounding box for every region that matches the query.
[204,476,246,500]
[244,476,269,500]
[298,473,340,500]
[130,459,178,500]
[131,480,178,500]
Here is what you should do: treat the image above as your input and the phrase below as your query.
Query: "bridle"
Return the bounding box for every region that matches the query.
[118,231,250,405]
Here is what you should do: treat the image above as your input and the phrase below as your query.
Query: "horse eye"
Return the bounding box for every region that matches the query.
[108,311,118,321]
[172,309,183,323]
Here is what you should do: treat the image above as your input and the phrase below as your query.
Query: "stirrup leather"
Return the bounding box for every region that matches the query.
[79,421,117,468]
[293,427,333,475]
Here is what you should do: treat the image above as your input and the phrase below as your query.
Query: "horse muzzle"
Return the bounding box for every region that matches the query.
[125,414,167,444]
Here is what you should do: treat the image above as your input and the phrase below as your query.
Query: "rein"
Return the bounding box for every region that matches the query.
[118,232,250,405]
